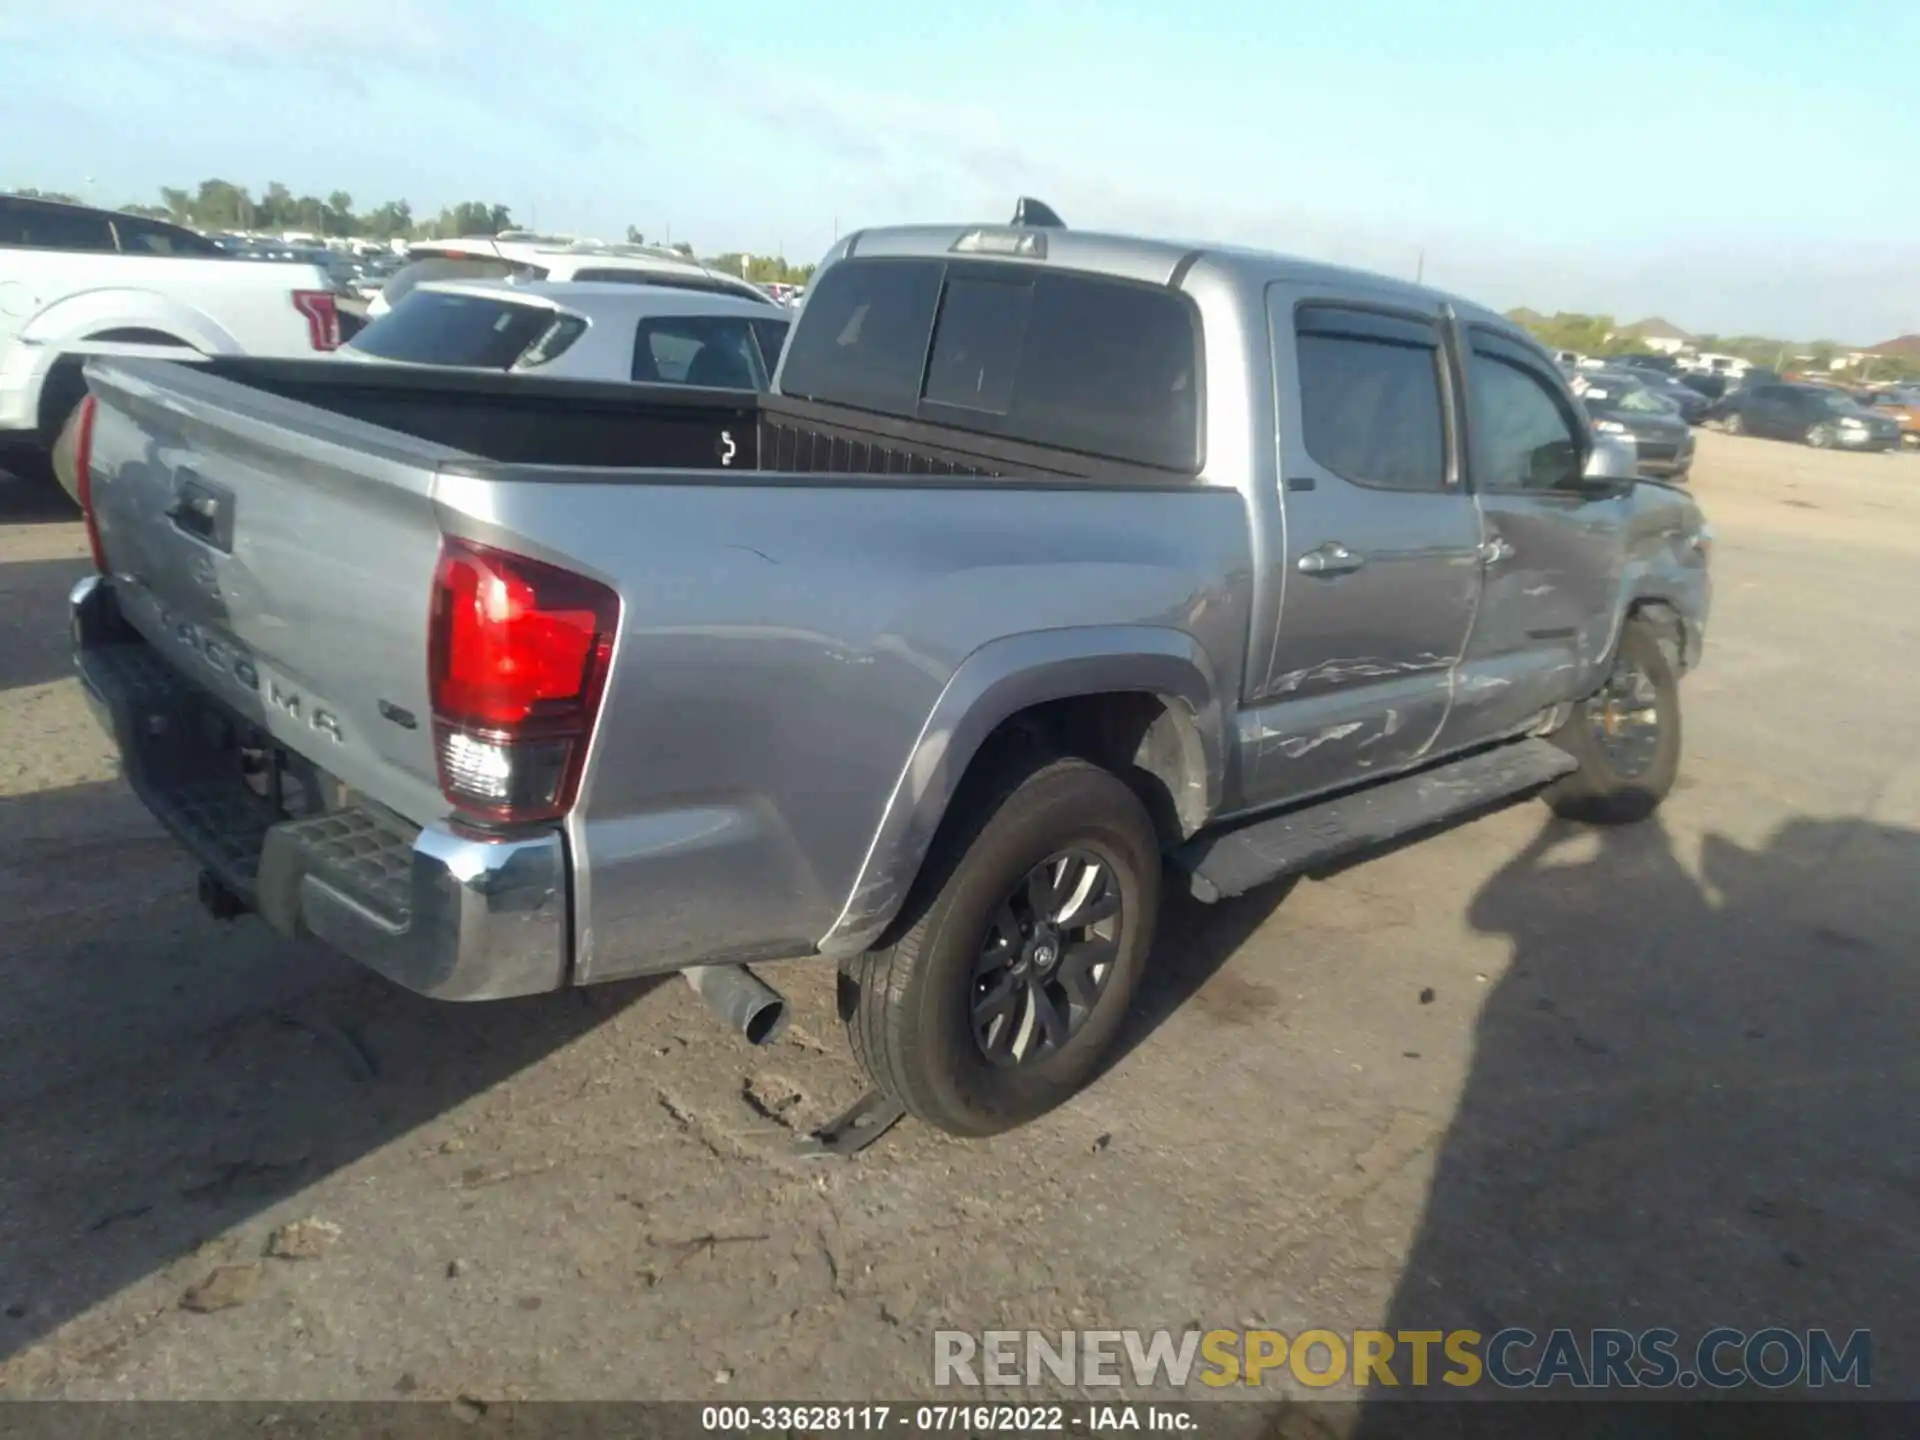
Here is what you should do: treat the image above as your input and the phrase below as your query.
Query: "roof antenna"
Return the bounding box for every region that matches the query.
[1010,197,1066,229]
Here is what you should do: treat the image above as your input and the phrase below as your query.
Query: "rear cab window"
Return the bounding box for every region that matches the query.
[777,256,1203,473]
[347,289,577,370]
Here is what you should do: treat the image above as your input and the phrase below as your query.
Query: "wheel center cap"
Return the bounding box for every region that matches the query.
[1032,942,1057,970]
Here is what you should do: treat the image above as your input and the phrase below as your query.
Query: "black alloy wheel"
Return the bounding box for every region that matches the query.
[971,849,1123,1067]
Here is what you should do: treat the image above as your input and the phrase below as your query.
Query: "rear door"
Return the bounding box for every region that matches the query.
[1243,288,1483,803]
[1436,326,1627,752]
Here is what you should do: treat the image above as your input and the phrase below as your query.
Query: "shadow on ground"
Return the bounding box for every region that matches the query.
[0,555,92,693]
[0,471,78,526]
[1354,813,1920,1428]
[1107,878,1295,1072]
[0,776,664,1366]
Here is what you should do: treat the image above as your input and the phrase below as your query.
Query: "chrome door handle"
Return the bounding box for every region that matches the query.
[1478,534,1515,566]
[1297,542,1367,576]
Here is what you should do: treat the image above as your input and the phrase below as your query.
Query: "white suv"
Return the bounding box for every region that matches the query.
[367,236,769,318]
[344,279,790,388]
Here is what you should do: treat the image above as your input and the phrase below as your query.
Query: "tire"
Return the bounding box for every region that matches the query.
[840,754,1161,1137]
[1805,422,1835,449]
[1543,621,1681,825]
[4,359,89,493]
[1721,412,1744,436]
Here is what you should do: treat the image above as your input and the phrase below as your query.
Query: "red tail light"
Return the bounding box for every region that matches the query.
[291,290,342,351]
[427,537,619,825]
[72,394,106,573]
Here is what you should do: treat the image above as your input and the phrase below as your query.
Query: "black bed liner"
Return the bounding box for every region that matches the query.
[186,357,1193,487]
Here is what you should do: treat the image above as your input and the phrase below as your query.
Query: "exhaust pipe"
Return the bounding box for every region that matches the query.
[684,964,789,1047]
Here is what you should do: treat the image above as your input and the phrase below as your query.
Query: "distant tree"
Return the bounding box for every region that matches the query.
[118,203,172,219]
[259,181,295,229]
[362,199,413,240]
[626,225,646,245]
[159,187,192,222]
[193,178,254,229]
[425,200,516,237]
[7,186,81,203]
[669,241,694,257]
[1523,312,1617,356]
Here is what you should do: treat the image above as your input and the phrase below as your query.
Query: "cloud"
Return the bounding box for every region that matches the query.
[53,0,444,60]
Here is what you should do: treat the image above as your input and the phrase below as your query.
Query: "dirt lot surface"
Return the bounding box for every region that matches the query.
[1,434,1916,1410]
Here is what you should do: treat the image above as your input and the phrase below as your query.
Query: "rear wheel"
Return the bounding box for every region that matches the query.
[1544,621,1681,825]
[840,755,1160,1137]
[5,358,89,494]
[1722,411,1745,436]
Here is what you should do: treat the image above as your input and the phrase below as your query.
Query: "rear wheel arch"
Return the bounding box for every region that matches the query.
[817,629,1224,956]
[1624,598,1687,677]
[36,324,204,440]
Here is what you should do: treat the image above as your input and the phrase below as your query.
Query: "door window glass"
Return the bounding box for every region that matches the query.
[1295,307,1448,491]
[1469,353,1585,492]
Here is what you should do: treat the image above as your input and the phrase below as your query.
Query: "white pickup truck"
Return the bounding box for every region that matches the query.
[1,193,344,482]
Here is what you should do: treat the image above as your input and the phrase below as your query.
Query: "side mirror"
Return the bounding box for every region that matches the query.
[1582,431,1637,485]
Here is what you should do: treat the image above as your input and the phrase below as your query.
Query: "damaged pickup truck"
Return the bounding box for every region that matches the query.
[66,207,1710,1137]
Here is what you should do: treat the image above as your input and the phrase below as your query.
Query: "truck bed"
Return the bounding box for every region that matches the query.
[74,355,1250,995]
[185,358,1190,486]
[195,357,762,471]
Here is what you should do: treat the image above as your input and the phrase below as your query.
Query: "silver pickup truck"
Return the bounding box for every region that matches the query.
[66,213,1711,1137]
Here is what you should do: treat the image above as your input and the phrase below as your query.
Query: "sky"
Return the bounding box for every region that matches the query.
[3,0,1917,343]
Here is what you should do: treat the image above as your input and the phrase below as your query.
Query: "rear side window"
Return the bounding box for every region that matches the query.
[347,290,563,369]
[0,199,115,251]
[1292,305,1448,492]
[633,316,765,389]
[780,257,1202,472]
[113,217,224,256]
[380,255,543,308]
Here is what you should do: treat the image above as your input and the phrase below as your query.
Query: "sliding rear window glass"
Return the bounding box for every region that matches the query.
[780,256,1203,472]
[347,289,560,369]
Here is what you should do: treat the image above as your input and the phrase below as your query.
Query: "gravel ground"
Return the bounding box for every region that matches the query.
[0,434,1915,1413]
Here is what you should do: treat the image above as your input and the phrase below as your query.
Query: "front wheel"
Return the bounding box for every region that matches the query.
[1544,621,1681,825]
[1721,411,1745,436]
[1806,422,1836,449]
[839,755,1160,1137]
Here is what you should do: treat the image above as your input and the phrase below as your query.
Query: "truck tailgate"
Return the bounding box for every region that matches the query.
[82,358,454,825]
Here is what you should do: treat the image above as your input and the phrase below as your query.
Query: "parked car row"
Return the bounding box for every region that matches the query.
[1715,381,1907,451]
[364,236,771,318]
[1569,370,1696,481]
